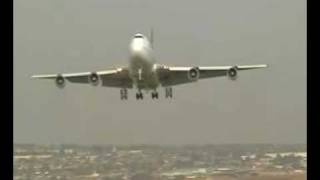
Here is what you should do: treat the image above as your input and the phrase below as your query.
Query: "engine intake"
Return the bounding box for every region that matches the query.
[188,67,200,81]
[88,72,100,86]
[55,75,65,88]
[227,66,238,80]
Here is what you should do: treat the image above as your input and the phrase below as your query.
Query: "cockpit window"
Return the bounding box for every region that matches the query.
[134,34,143,38]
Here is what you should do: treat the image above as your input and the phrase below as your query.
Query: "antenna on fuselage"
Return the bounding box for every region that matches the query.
[150,28,154,49]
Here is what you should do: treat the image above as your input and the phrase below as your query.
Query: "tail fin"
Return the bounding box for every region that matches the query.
[150,28,154,48]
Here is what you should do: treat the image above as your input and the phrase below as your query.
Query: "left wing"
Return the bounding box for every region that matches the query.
[156,64,268,87]
[31,67,133,88]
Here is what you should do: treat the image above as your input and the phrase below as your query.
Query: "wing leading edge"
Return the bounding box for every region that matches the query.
[31,68,133,88]
[157,64,268,87]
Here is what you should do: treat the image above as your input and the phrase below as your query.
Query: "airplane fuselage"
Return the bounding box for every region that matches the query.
[129,34,159,90]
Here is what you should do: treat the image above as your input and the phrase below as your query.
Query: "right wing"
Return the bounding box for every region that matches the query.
[31,67,133,88]
[157,64,268,87]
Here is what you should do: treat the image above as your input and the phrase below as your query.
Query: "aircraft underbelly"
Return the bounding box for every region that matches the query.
[129,57,159,90]
[138,72,159,89]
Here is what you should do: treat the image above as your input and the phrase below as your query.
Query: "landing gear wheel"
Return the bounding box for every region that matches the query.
[136,92,143,100]
[120,88,128,100]
[165,87,173,98]
[151,91,159,99]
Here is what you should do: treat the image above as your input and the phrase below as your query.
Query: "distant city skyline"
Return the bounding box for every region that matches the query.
[14,144,306,179]
[14,0,306,145]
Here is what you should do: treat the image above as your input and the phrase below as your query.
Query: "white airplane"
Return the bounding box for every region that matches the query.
[32,31,268,100]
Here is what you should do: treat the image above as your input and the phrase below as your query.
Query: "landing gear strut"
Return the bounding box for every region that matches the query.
[151,91,159,99]
[136,91,143,100]
[120,88,128,100]
[165,87,173,98]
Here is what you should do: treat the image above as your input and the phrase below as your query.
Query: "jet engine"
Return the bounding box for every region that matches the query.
[227,66,238,80]
[55,75,65,88]
[188,67,200,81]
[88,72,100,86]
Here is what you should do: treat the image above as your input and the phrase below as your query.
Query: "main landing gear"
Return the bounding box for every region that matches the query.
[165,87,173,98]
[151,91,159,99]
[120,88,128,100]
[136,91,143,100]
[120,88,173,100]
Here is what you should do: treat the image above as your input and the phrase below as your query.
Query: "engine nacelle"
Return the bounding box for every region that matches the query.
[188,67,200,81]
[55,75,65,88]
[227,66,238,80]
[88,72,100,86]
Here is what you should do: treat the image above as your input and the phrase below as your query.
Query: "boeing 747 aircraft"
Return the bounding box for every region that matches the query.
[32,31,268,100]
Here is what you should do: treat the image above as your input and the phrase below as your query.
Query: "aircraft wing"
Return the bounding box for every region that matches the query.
[157,64,268,87]
[31,67,133,88]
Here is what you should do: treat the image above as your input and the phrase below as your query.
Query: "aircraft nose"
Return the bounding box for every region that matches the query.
[131,48,144,59]
[132,44,144,52]
[131,42,145,57]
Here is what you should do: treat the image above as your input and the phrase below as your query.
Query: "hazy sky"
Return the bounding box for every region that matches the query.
[14,0,306,145]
